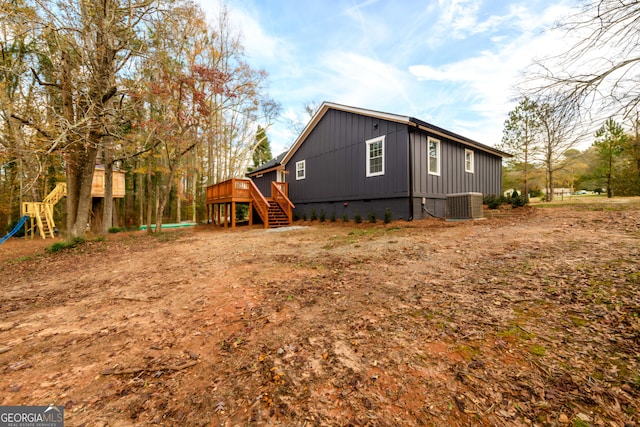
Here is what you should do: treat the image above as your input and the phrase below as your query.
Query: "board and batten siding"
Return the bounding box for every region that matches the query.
[286,109,410,204]
[251,169,278,197]
[411,131,502,198]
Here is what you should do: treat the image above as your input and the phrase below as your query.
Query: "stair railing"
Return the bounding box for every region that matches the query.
[43,182,67,205]
[248,180,270,228]
[271,182,295,225]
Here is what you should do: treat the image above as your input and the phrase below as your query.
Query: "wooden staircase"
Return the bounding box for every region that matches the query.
[206,179,295,229]
[267,199,291,228]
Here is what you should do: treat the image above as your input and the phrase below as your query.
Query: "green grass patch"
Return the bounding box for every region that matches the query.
[529,344,546,356]
[570,316,588,327]
[108,227,129,233]
[454,344,480,360]
[46,237,85,254]
[498,326,536,341]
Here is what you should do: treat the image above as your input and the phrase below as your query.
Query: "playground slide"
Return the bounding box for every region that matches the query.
[0,215,29,245]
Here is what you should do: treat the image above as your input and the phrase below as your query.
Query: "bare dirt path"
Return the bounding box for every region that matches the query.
[1,206,639,426]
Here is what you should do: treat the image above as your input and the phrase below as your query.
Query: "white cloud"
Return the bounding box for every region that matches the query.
[315,52,416,112]
[407,2,582,145]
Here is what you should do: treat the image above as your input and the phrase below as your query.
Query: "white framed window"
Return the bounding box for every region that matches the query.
[295,160,306,180]
[428,137,440,176]
[366,135,385,177]
[465,149,474,173]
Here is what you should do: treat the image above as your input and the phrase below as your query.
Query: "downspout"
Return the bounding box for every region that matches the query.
[408,128,414,221]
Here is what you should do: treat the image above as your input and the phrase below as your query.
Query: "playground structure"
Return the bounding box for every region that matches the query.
[21,182,67,239]
[11,168,126,241]
[206,178,294,229]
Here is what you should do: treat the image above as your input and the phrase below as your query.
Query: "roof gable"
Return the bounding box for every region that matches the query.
[281,102,510,165]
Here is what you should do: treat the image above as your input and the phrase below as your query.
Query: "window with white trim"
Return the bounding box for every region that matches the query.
[428,137,440,176]
[366,135,385,177]
[295,160,306,180]
[465,149,474,173]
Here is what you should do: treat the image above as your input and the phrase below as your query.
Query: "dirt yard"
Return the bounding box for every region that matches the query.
[1,204,639,426]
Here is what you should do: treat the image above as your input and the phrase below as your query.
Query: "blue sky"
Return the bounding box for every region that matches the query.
[198,0,581,155]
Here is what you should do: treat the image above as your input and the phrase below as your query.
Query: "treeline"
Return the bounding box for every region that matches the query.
[500,98,640,200]
[0,0,278,238]
[500,1,640,201]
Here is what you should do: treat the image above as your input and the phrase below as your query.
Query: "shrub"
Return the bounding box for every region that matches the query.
[293,212,300,221]
[302,213,307,221]
[310,208,317,221]
[483,194,503,210]
[319,210,326,222]
[529,188,543,198]
[342,213,349,222]
[330,213,336,222]
[354,210,362,224]
[368,212,376,223]
[510,190,527,208]
[236,204,249,221]
[384,208,392,224]
[108,227,125,233]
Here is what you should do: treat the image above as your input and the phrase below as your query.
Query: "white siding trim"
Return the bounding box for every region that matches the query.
[428,137,440,176]
[465,149,474,173]
[296,160,306,180]
[365,135,385,177]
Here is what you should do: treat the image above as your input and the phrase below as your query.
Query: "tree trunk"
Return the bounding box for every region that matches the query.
[138,161,144,227]
[102,143,114,233]
[177,182,181,223]
[155,165,177,233]
[192,169,197,223]
[67,142,99,238]
[607,153,613,198]
[145,156,153,235]
[523,149,529,203]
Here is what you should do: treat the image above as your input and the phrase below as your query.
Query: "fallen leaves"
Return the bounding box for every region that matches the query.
[0,207,638,426]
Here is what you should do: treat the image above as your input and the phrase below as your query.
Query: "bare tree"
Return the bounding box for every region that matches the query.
[285,100,322,137]
[18,0,158,239]
[535,97,581,201]
[530,1,640,121]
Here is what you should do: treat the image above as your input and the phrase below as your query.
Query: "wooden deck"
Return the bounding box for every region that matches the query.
[206,178,294,228]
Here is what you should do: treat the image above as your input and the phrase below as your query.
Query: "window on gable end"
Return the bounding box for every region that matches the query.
[465,149,474,173]
[296,160,306,180]
[366,135,385,177]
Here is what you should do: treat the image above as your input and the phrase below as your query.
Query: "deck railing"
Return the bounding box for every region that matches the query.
[272,182,295,225]
[206,178,252,202]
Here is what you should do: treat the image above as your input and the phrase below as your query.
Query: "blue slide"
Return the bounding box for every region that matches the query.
[0,215,29,245]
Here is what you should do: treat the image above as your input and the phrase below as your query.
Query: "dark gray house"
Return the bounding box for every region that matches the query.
[249,102,510,220]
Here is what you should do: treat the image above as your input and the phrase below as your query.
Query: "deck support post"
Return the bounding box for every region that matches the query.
[231,202,236,228]
[223,203,228,228]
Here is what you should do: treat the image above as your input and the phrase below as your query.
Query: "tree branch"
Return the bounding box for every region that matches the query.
[30,68,60,89]
[10,113,53,140]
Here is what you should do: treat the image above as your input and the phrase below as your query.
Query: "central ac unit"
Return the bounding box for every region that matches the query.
[445,192,483,219]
